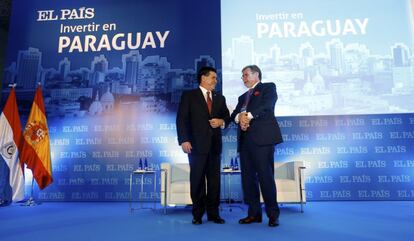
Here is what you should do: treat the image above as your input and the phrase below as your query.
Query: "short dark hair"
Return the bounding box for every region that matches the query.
[197,66,217,84]
[242,65,262,80]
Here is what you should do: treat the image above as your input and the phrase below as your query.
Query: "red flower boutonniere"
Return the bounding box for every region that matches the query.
[253,91,260,96]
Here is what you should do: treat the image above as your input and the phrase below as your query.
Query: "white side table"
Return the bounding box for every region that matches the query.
[221,168,242,211]
[129,169,156,212]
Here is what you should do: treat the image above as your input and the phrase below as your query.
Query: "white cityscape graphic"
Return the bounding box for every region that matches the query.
[223,36,414,116]
[3,48,218,118]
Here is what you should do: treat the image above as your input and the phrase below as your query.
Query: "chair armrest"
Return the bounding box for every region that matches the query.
[160,163,171,206]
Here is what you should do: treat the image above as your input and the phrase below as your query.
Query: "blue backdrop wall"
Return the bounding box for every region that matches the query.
[1,0,413,201]
[220,0,414,201]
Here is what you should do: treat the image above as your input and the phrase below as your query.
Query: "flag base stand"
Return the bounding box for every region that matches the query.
[21,196,40,206]
[20,176,41,207]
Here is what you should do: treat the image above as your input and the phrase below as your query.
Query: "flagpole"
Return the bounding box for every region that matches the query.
[20,82,51,206]
[13,82,36,207]
[21,174,40,206]
[29,175,38,206]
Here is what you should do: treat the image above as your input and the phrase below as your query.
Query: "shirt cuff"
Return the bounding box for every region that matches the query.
[234,113,240,123]
[247,112,253,120]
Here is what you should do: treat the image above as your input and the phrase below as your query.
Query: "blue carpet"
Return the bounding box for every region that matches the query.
[1,201,413,241]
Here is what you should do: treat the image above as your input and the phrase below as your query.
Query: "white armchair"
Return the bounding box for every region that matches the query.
[160,163,192,212]
[273,161,306,212]
[259,161,306,212]
[160,161,306,213]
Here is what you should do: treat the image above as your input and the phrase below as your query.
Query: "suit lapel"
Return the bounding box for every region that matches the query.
[246,82,262,109]
[211,91,219,116]
[196,88,210,115]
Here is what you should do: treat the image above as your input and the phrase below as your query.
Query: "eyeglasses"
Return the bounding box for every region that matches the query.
[241,72,254,79]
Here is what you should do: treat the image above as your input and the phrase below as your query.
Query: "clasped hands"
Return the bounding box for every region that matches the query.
[209,118,224,129]
[238,112,250,131]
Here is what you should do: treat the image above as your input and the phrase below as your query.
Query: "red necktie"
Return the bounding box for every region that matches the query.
[206,91,212,114]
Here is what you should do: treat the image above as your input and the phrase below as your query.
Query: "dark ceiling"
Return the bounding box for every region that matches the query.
[0,0,11,31]
[0,0,11,95]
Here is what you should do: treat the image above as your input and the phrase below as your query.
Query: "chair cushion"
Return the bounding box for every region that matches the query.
[275,179,297,192]
[171,181,191,193]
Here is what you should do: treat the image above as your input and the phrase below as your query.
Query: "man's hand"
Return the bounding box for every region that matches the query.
[240,123,248,131]
[238,112,250,131]
[181,141,192,153]
[209,118,224,128]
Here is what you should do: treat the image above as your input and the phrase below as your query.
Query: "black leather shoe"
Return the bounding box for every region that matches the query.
[192,218,202,225]
[238,216,262,224]
[268,217,279,227]
[208,217,225,224]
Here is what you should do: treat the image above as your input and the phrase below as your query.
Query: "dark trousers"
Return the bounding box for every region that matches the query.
[239,132,279,219]
[189,151,221,219]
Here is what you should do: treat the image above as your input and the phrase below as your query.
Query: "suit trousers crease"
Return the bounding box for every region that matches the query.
[239,131,280,219]
[189,150,221,219]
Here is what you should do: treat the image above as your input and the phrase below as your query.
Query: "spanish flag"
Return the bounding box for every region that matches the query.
[21,86,52,190]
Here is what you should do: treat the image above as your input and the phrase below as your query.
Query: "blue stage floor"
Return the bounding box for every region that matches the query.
[1,201,413,241]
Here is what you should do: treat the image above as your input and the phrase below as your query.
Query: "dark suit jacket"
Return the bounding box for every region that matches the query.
[176,88,230,155]
[230,82,283,148]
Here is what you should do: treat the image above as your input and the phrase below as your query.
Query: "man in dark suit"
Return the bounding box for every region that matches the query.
[176,66,230,225]
[230,65,283,227]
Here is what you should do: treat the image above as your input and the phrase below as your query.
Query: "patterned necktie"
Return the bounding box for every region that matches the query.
[242,89,254,110]
[206,91,212,114]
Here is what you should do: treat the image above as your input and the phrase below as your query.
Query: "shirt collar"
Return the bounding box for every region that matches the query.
[199,86,210,96]
[247,81,259,92]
